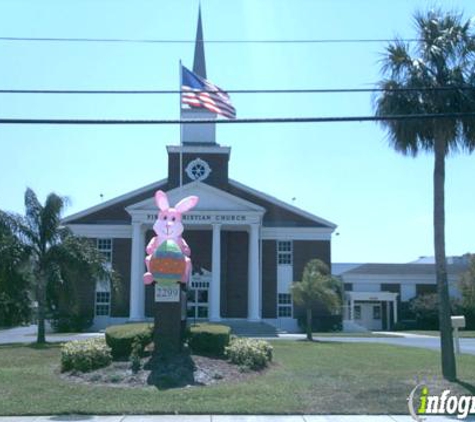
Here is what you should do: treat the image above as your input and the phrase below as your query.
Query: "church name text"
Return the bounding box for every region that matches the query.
[146,213,248,224]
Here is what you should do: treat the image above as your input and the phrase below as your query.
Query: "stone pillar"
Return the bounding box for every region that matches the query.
[209,223,221,321]
[129,221,145,321]
[247,223,260,321]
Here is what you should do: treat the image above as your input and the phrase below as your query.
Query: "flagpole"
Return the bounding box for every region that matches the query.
[179,60,183,187]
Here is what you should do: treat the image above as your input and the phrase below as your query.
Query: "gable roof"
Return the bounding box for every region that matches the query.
[126,181,265,213]
[62,179,167,224]
[228,179,337,229]
[63,177,336,230]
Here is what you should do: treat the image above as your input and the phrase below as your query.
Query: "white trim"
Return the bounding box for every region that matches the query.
[68,224,132,238]
[126,181,266,213]
[133,209,263,226]
[341,273,461,284]
[167,145,231,155]
[229,179,337,229]
[262,227,333,240]
[185,157,212,182]
[345,291,399,302]
[209,223,222,322]
[62,178,167,223]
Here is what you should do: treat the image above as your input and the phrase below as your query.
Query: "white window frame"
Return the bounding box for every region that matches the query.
[95,278,111,317]
[97,238,113,264]
[277,240,293,266]
[277,292,293,318]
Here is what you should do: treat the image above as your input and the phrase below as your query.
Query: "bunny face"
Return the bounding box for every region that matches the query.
[153,208,184,239]
[152,190,199,241]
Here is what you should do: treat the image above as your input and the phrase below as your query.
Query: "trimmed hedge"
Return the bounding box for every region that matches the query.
[61,338,112,372]
[187,323,231,357]
[105,323,153,359]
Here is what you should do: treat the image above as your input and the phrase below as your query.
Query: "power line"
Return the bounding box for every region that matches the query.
[0,36,421,44]
[1,87,475,95]
[1,113,474,125]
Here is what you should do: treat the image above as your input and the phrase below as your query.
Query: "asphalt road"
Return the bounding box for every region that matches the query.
[1,325,475,356]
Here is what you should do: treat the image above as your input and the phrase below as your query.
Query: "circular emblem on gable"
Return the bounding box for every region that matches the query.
[185,158,212,181]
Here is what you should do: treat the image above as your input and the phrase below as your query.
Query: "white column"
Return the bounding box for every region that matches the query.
[393,297,398,324]
[209,224,221,321]
[247,223,260,321]
[386,301,391,330]
[129,222,145,321]
[350,298,354,321]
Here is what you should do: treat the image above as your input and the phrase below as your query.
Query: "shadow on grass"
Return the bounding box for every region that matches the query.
[456,379,475,395]
[0,342,59,350]
[296,338,344,345]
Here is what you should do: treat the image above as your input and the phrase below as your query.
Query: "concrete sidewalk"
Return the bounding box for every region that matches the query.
[1,415,475,421]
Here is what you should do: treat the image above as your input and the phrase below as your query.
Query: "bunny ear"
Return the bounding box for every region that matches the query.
[155,190,170,211]
[175,195,199,213]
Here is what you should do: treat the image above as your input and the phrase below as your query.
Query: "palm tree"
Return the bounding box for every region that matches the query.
[374,9,475,381]
[291,259,341,341]
[0,219,31,327]
[0,188,111,344]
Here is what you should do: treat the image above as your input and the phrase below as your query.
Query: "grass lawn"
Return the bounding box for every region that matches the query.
[1,341,475,415]
[402,330,475,338]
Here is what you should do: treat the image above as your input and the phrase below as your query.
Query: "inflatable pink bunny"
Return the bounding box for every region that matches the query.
[143,190,198,285]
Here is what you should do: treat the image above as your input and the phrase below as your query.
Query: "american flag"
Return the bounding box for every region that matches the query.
[181,65,236,120]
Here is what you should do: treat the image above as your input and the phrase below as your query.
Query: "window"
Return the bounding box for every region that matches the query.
[354,305,361,320]
[278,293,292,317]
[95,279,111,317]
[185,158,212,181]
[97,238,113,263]
[373,305,381,320]
[277,241,293,265]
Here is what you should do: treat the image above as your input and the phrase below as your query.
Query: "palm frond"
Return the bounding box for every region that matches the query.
[374,8,475,156]
[41,193,68,246]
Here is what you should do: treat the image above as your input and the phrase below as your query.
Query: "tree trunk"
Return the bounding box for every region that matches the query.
[306,308,313,341]
[434,137,456,381]
[36,275,46,344]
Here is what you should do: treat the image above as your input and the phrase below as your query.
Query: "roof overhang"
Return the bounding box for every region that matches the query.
[345,291,399,301]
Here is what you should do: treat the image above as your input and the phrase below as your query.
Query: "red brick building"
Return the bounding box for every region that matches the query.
[63,11,337,331]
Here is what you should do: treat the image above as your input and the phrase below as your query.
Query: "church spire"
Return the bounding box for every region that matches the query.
[193,5,207,79]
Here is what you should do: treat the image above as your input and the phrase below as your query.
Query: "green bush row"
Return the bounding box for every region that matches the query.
[186,323,231,357]
[61,338,112,372]
[105,323,153,359]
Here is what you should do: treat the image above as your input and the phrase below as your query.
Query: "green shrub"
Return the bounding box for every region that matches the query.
[105,323,153,359]
[187,323,231,357]
[61,338,112,372]
[225,338,273,370]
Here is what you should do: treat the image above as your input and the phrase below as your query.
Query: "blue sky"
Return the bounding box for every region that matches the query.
[1,0,474,263]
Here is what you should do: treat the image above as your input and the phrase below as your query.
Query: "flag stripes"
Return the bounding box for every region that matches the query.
[181,66,236,119]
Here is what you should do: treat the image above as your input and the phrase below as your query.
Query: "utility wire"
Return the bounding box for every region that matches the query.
[1,113,474,125]
[0,36,421,44]
[1,87,475,95]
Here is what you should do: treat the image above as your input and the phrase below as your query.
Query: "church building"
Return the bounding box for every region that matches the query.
[63,11,337,332]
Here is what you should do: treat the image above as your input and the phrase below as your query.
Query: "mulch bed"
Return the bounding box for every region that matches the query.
[60,352,268,389]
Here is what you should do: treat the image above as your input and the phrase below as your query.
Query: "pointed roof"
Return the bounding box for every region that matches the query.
[193,6,207,79]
